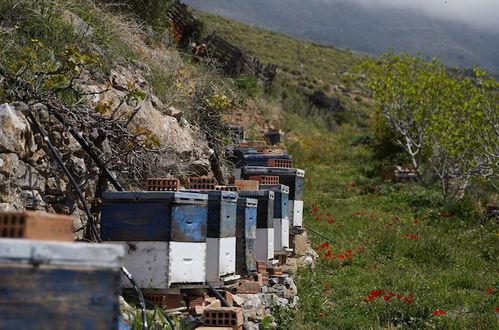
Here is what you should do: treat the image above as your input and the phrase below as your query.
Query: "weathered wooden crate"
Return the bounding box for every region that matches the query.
[244,166,305,200]
[256,228,274,261]
[146,178,180,191]
[206,237,236,283]
[236,198,257,274]
[116,241,206,289]
[242,153,292,167]
[0,238,124,329]
[237,190,274,228]
[181,190,238,238]
[101,192,208,242]
[288,200,304,227]
[259,184,289,220]
[0,211,73,242]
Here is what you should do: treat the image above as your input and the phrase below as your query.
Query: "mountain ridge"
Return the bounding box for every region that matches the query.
[184,0,499,74]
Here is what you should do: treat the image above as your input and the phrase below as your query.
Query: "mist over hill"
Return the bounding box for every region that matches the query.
[184,0,499,74]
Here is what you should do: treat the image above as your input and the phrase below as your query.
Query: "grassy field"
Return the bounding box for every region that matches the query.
[274,114,499,329]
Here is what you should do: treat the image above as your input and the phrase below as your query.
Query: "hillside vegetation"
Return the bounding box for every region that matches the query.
[1,1,497,329]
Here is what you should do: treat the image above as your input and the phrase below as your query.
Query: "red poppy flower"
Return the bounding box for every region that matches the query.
[377,193,382,197]
[438,309,445,314]
[370,290,380,296]
[380,289,386,294]
[347,249,353,254]
[362,297,369,302]
[383,296,390,301]
[446,213,452,217]
[351,213,356,217]
[389,292,396,297]
[315,216,321,221]
[358,248,364,252]
[328,219,336,224]
[324,283,331,287]
[432,311,439,316]
[486,288,494,293]
[345,253,352,259]
[439,211,446,216]
[403,297,413,304]
[410,234,418,239]
[393,217,400,222]
[404,233,410,237]
[318,312,325,317]
[412,219,420,224]
[385,222,392,226]
[495,307,499,311]
[326,213,331,217]
[369,215,375,220]
[338,254,345,259]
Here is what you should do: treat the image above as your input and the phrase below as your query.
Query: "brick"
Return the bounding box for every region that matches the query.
[234,180,259,191]
[204,307,244,327]
[0,211,73,241]
[218,290,234,306]
[186,183,216,190]
[267,159,293,168]
[248,176,279,185]
[194,298,222,315]
[186,294,208,308]
[267,267,283,276]
[189,176,217,185]
[236,281,261,294]
[146,178,180,191]
[144,294,184,309]
[215,185,239,192]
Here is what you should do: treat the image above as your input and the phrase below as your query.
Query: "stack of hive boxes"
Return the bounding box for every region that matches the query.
[100,191,209,289]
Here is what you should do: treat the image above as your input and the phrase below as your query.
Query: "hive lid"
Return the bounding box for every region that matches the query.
[0,238,124,268]
[238,190,275,200]
[258,184,290,194]
[243,166,305,177]
[181,190,238,202]
[237,197,258,208]
[102,191,208,203]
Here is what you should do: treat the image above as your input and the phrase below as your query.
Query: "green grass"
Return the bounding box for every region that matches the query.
[278,115,499,329]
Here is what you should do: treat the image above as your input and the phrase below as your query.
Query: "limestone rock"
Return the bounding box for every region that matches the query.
[0,103,30,156]
[20,190,45,210]
[62,11,94,38]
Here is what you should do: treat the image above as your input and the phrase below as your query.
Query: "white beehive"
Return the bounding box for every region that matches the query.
[116,241,206,289]
[289,200,303,227]
[256,228,274,261]
[206,237,236,283]
[273,218,290,252]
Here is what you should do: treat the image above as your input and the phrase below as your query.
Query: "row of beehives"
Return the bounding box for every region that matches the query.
[99,161,304,290]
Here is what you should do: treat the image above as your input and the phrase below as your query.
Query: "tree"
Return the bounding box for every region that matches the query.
[358,52,499,194]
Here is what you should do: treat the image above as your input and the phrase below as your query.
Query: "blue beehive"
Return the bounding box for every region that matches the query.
[101,191,208,242]
[182,190,238,238]
[259,184,289,219]
[242,153,292,167]
[0,238,124,329]
[238,190,274,228]
[236,198,258,273]
[243,167,305,200]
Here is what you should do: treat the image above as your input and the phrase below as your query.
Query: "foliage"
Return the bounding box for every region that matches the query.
[97,0,172,30]
[357,52,499,194]
[276,115,499,329]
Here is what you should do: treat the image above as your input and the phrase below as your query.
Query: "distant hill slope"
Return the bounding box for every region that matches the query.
[184,0,499,74]
[194,10,361,92]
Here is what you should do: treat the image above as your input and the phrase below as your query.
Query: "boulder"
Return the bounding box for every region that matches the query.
[0,103,30,156]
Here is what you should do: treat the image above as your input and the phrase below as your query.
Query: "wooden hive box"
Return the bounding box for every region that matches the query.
[0,238,124,329]
[100,191,208,242]
[244,166,305,201]
[236,198,258,274]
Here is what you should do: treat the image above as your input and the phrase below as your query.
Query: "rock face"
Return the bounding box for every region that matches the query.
[0,62,216,233]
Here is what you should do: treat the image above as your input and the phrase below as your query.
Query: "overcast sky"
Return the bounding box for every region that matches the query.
[346,0,499,31]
